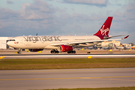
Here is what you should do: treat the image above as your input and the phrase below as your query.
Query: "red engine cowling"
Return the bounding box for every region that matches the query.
[60,45,73,52]
[29,49,44,52]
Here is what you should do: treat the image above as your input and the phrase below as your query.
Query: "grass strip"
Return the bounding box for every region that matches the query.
[43,86,135,90]
[0,58,135,70]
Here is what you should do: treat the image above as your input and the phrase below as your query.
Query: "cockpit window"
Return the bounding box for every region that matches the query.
[9,39,15,41]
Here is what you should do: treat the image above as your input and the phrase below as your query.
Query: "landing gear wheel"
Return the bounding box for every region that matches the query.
[55,51,59,53]
[67,50,76,54]
[51,51,54,53]
[51,49,59,54]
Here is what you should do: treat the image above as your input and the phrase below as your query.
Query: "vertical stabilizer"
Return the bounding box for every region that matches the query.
[94,17,113,40]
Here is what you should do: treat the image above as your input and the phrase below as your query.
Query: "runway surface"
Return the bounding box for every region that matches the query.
[0,68,135,90]
[0,54,135,59]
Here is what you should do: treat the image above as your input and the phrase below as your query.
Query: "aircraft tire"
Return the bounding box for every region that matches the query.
[55,51,59,53]
[68,51,76,54]
[51,50,59,53]
[51,51,54,53]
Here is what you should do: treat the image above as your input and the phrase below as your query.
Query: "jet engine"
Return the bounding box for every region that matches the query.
[60,45,73,52]
[29,49,44,52]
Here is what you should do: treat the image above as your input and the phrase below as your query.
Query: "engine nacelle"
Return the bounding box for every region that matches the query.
[29,49,44,52]
[60,45,73,52]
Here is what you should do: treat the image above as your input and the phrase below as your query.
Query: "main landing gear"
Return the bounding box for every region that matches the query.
[67,50,76,54]
[50,49,76,54]
[51,49,59,53]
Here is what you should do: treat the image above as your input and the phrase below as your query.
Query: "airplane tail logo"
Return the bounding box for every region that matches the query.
[94,17,113,40]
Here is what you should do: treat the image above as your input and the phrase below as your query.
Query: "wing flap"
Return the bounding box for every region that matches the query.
[50,35,129,46]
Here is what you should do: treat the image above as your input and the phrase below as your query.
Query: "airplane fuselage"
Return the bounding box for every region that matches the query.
[8,35,100,49]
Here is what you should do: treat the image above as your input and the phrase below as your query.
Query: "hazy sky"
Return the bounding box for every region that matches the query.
[0,0,135,43]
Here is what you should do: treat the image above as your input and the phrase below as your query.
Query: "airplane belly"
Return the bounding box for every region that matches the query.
[22,42,47,49]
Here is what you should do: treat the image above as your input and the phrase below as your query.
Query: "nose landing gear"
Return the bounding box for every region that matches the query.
[17,49,21,54]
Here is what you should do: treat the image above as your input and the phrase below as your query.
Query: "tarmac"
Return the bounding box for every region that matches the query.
[0,68,135,90]
[0,49,135,59]
[0,49,135,89]
[0,49,135,54]
[0,54,135,59]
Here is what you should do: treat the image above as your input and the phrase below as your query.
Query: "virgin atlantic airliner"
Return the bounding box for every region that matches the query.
[7,17,129,54]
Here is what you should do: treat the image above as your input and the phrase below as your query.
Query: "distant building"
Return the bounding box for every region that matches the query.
[0,37,13,49]
[122,43,132,47]
[97,40,121,48]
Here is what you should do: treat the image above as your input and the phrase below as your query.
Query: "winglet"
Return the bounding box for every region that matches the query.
[94,17,113,40]
[123,35,129,39]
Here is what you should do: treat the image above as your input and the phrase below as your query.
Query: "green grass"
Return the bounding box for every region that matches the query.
[43,87,135,90]
[0,58,135,70]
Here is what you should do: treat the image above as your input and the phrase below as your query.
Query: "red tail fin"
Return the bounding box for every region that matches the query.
[94,17,113,40]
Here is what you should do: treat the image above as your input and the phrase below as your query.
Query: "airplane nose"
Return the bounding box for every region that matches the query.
[7,41,13,46]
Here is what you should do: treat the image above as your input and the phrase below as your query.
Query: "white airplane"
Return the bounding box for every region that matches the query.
[7,17,129,54]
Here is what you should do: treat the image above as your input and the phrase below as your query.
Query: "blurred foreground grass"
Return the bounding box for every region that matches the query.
[0,58,135,70]
[43,87,135,90]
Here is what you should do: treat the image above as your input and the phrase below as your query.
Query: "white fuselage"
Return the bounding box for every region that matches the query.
[7,35,100,49]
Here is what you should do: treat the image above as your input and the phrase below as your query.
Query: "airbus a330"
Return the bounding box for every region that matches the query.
[7,17,129,54]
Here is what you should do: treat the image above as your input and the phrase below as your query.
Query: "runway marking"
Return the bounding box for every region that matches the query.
[0,68,135,74]
[1,68,134,73]
[15,52,18,54]
[107,78,135,82]
[2,54,135,59]
[0,56,5,59]
[0,76,135,81]
[88,56,92,58]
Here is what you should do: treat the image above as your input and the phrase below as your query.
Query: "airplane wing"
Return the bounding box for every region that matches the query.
[107,35,129,41]
[50,40,103,46]
[108,35,129,39]
[51,35,129,46]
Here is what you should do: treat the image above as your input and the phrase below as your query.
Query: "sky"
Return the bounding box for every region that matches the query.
[0,0,135,43]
